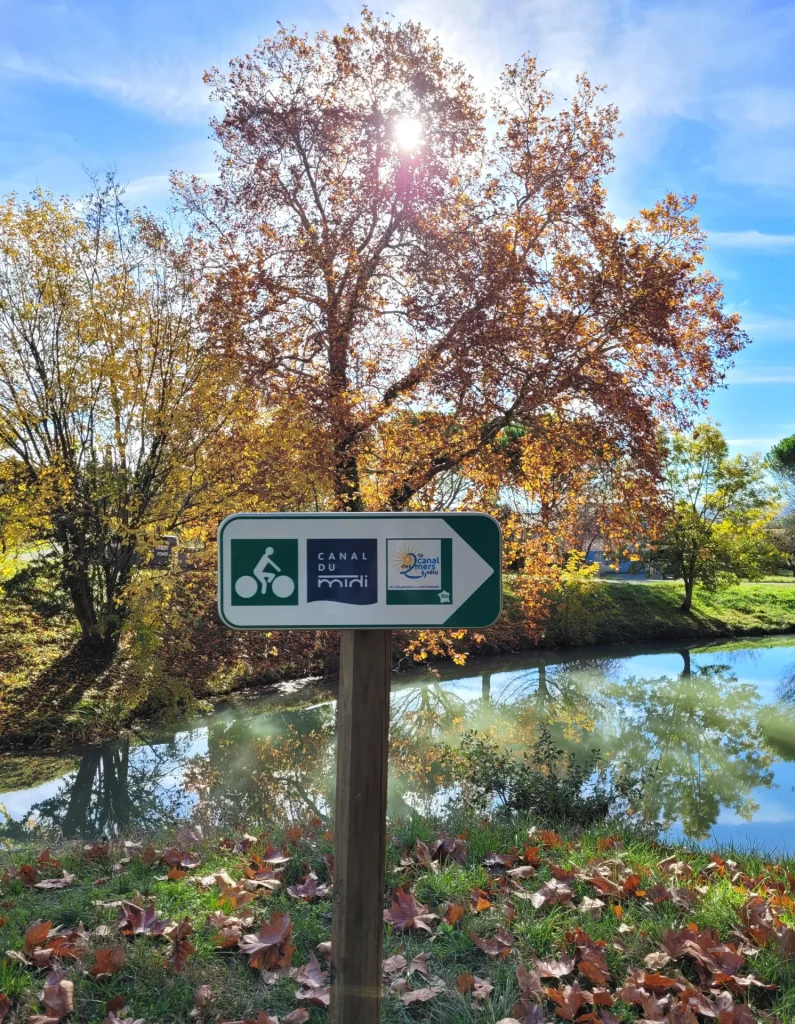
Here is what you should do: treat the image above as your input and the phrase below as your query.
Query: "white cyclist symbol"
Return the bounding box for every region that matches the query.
[235,546,295,600]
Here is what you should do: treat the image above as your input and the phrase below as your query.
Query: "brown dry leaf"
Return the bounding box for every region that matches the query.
[0,994,10,1022]
[443,903,464,926]
[399,978,446,1005]
[18,864,39,887]
[295,984,331,1007]
[529,878,575,909]
[90,946,126,977]
[36,851,62,870]
[580,896,605,920]
[42,971,73,1019]
[286,872,329,901]
[645,951,672,970]
[190,984,214,1019]
[161,848,201,870]
[471,887,491,913]
[295,951,327,989]
[383,886,438,933]
[408,951,430,977]
[316,941,332,960]
[260,844,291,867]
[24,921,54,954]
[239,912,294,972]
[414,840,435,871]
[484,850,518,871]
[469,927,516,958]
[167,868,187,882]
[383,954,407,975]
[34,872,76,891]
[516,963,543,1002]
[102,1014,146,1024]
[507,865,536,881]
[283,1012,310,1024]
[167,918,196,973]
[430,835,468,865]
[534,954,575,978]
[116,900,172,938]
[543,980,591,1021]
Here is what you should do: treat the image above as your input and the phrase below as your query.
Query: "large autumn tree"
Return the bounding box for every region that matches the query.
[177,11,746,601]
[0,184,262,646]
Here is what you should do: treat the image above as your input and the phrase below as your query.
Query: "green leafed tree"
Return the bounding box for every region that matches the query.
[650,423,779,611]
[0,183,261,646]
[767,434,795,575]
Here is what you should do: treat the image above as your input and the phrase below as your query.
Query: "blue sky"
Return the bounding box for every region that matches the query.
[2,0,794,456]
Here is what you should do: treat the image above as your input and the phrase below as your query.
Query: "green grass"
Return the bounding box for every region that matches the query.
[0,817,792,1023]
[557,579,795,647]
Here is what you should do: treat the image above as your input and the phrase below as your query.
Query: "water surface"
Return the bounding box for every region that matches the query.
[1,638,794,851]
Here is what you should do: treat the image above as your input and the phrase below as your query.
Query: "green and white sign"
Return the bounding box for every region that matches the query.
[217,512,501,630]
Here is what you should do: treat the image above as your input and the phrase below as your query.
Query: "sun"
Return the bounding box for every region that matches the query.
[391,543,418,572]
[393,117,423,153]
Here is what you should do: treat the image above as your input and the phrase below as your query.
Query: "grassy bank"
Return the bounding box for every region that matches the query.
[0,817,793,1024]
[2,571,795,752]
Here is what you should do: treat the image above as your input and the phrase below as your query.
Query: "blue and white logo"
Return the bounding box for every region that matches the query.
[307,539,377,604]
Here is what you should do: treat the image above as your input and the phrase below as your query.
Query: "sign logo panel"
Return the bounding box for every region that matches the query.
[307,538,377,604]
[231,539,299,605]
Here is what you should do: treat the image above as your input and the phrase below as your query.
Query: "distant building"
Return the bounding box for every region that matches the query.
[584,538,663,579]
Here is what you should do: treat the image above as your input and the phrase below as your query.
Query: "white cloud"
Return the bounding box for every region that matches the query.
[0,49,212,122]
[708,231,795,250]
[726,365,795,384]
[334,0,795,194]
[740,316,795,341]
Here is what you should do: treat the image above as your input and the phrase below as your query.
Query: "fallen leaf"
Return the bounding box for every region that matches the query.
[116,900,172,938]
[580,896,605,920]
[283,1012,310,1024]
[286,872,329,901]
[469,927,516,958]
[529,878,575,909]
[408,951,430,977]
[295,985,331,1007]
[295,951,327,989]
[24,921,54,954]
[443,903,464,926]
[383,886,438,933]
[0,994,10,1022]
[42,971,73,1019]
[534,954,575,978]
[399,978,446,1005]
[90,947,126,977]
[167,918,196,973]
[383,954,407,975]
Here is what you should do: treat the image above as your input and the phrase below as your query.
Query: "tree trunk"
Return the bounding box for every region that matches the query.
[680,577,694,612]
[680,649,692,677]
[481,673,491,705]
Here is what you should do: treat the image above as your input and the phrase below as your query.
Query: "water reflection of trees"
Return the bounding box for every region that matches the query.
[182,706,337,831]
[4,647,792,842]
[598,662,777,839]
[1,737,195,841]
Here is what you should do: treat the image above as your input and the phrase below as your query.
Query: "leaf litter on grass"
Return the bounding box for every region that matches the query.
[1,825,793,1023]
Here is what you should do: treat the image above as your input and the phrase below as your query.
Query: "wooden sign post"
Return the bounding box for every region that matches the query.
[217,512,502,1023]
[330,630,391,1023]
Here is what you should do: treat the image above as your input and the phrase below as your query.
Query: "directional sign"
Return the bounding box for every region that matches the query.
[217,512,501,629]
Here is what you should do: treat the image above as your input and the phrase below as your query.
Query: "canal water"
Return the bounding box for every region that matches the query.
[1,637,794,852]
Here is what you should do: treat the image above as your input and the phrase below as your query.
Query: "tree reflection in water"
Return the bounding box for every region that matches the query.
[2,645,793,842]
[182,706,337,832]
[1,737,196,841]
